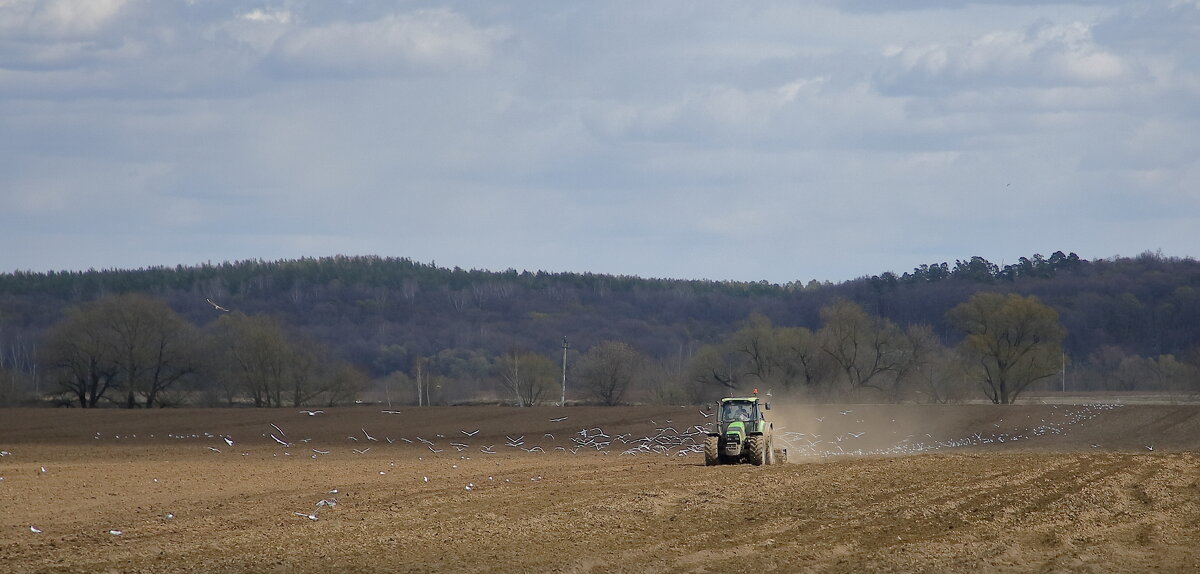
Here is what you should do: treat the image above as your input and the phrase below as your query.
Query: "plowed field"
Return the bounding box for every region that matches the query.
[2,403,1200,573]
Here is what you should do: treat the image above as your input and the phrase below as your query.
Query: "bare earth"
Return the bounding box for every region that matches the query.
[2,403,1199,573]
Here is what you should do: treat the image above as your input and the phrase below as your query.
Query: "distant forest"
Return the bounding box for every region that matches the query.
[1,250,1197,406]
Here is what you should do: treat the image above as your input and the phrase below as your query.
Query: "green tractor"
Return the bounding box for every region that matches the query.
[704,394,786,466]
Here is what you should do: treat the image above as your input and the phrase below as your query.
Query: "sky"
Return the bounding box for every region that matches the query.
[1,1,1197,284]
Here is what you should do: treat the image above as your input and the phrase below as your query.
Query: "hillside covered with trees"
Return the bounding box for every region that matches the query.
[1,250,1197,407]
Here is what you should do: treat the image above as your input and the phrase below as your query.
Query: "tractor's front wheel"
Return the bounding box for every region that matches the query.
[747,435,766,466]
[704,436,720,466]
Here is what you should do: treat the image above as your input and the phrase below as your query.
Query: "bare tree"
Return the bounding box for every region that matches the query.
[819,300,912,401]
[687,344,743,396]
[211,313,293,407]
[775,326,833,392]
[496,350,556,406]
[903,324,968,403]
[101,295,200,408]
[578,341,644,405]
[321,362,367,407]
[1,333,39,405]
[41,306,120,407]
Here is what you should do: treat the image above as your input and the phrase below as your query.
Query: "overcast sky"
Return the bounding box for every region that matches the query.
[2,1,1196,284]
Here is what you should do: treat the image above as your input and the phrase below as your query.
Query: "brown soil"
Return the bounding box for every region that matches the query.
[2,403,1199,573]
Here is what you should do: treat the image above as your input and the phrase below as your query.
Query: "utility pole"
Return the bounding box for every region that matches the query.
[561,336,569,407]
[1062,352,1066,393]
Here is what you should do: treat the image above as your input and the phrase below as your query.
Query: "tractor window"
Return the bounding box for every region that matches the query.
[721,403,754,422]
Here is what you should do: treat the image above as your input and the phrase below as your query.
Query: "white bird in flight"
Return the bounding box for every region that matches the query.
[299,410,324,416]
[205,298,231,312]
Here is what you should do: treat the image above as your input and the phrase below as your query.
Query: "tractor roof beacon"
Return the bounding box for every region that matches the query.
[704,391,786,466]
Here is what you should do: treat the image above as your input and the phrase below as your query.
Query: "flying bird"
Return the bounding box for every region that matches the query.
[299,410,324,416]
[205,298,231,312]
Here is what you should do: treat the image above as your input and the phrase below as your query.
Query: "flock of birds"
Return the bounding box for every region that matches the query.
[6,402,1132,536]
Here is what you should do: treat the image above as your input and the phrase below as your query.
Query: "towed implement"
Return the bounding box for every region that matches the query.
[704,393,786,466]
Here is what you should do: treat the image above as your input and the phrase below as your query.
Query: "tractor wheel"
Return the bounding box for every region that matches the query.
[704,436,720,466]
[773,447,788,464]
[747,436,766,466]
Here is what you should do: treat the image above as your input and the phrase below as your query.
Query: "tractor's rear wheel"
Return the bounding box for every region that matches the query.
[704,436,719,466]
[747,436,766,466]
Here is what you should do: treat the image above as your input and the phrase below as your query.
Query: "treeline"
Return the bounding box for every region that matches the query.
[1,250,1198,406]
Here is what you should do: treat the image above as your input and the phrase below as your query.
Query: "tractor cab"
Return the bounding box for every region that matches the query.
[719,399,762,423]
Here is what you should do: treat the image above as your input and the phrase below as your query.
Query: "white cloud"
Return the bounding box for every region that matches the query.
[265,9,511,76]
[0,0,130,38]
[240,9,291,25]
[880,20,1134,94]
